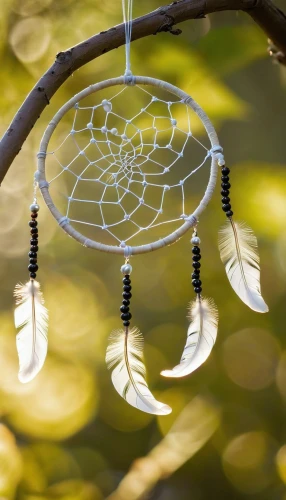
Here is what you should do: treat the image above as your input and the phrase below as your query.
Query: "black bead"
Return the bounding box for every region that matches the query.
[192,255,201,262]
[29,251,37,258]
[30,238,38,245]
[122,299,130,307]
[192,246,200,255]
[123,291,132,300]
[222,204,231,212]
[123,285,132,292]
[123,321,130,327]
[31,213,38,219]
[192,262,201,269]
[226,210,234,217]
[28,264,38,272]
[124,275,130,279]
[121,312,132,321]
[192,279,202,287]
[222,167,230,175]
[221,182,231,190]
[30,245,38,252]
[30,272,37,279]
[195,287,202,294]
[221,189,230,197]
[30,228,38,235]
[192,272,200,279]
[120,305,129,313]
[221,175,229,183]
[29,220,38,228]
[221,197,230,204]
[123,277,131,285]
[29,258,37,265]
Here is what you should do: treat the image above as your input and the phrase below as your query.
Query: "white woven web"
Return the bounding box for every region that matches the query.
[45,84,212,247]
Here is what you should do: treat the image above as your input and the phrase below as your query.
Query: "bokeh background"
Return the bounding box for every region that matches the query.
[1,0,286,498]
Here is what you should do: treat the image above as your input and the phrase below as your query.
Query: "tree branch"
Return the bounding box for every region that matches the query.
[0,0,285,184]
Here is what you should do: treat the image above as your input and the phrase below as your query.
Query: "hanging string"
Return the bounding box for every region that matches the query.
[122,0,133,76]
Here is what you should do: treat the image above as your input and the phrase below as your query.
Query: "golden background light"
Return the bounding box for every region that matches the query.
[222,432,277,494]
[222,328,281,390]
[9,17,51,64]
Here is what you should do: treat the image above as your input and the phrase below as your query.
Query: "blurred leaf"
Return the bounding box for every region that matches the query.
[0,424,23,498]
[230,162,286,237]
[197,25,268,75]
[23,479,102,500]
[146,43,248,129]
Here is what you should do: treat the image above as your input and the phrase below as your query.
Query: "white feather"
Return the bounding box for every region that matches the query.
[218,220,268,313]
[106,327,172,415]
[14,280,48,383]
[161,297,218,378]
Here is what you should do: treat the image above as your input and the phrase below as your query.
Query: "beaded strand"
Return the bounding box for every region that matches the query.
[221,166,234,218]
[191,231,202,296]
[28,203,40,279]
[120,261,133,328]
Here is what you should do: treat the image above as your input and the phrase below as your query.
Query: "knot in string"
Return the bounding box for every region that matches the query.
[209,145,225,167]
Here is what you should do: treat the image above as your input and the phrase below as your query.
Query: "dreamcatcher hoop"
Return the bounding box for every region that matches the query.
[37,75,223,256]
[13,0,268,412]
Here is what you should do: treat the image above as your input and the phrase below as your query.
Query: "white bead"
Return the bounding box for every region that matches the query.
[87,122,93,129]
[34,171,40,182]
[121,263,132,275]
[102,100,112,112]
[30,203,40,212]
[101,126,107,134]
[191,236,201,245]
[111,128,118,135]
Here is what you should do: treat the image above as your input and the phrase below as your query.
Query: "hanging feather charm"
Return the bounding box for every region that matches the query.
[106,262,172,415]
[162,232,218,378]
[218,166,268,313]
[106,327,171,415]
[14,202,48,383]
[162,296,218,378]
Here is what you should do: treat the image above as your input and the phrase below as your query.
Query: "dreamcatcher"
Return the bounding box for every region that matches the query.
[14,0,268,414]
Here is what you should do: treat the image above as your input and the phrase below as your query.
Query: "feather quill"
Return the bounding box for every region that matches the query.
[106,327,172,415]
[161,296,218,378]
[14,280,48,383]
[218,220,268,313]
